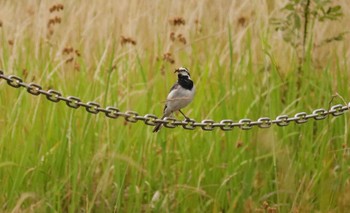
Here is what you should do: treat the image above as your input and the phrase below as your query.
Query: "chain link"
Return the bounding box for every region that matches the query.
[1,70,349,131]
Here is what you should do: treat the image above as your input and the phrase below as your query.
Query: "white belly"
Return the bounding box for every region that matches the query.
[164,86,195,115]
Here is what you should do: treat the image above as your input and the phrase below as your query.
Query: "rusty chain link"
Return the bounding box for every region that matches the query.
[1,70,349,131]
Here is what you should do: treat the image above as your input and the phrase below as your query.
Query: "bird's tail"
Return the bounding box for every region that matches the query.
[152,123,162,133]
[153,114,170,133]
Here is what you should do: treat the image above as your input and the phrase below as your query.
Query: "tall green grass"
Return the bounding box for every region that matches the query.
[1,0,350,212]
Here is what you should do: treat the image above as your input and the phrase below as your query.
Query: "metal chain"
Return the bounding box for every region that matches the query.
[1,70,349,131]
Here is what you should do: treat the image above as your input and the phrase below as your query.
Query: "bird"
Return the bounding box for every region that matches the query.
[153,67,195,132]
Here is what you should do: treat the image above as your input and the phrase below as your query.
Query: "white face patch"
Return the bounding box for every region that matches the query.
[176,67,191,79]
[178,71,190,79]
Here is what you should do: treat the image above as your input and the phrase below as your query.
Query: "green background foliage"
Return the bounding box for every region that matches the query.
[1,0,350,212]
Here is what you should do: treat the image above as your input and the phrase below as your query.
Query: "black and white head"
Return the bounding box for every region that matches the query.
[175,67,191,80]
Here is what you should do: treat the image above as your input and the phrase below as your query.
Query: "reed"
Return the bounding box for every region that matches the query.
[0,0,349,212]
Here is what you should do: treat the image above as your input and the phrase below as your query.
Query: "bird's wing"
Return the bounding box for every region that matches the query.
[169,82,179,92]
[163,82,179,115]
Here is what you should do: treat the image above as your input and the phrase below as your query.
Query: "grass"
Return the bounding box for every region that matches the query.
[1,0,350,212]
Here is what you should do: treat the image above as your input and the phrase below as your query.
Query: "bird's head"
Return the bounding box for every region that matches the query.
[175,67,191,79]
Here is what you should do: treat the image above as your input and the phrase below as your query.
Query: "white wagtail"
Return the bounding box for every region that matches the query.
[153,67,195,132]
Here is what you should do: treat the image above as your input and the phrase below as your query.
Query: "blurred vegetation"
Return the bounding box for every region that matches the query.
[0,0,350,212]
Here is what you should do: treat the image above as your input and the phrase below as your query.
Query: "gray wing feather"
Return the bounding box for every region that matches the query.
[169,82,179,92]
[163,82,179,114]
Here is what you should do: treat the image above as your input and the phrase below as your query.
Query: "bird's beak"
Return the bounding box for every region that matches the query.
[174,69,179,73]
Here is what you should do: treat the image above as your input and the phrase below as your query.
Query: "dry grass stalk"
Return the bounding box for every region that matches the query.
[121,36,137,46]
[169,17,186,26]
